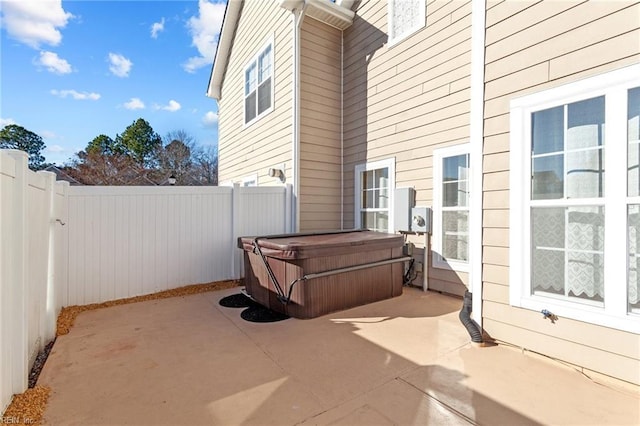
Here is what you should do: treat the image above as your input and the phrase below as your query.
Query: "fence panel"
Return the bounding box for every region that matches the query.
[1,147,292,413]
[0,151,18,413]
[65,184,292,306]
[0,151,67,413]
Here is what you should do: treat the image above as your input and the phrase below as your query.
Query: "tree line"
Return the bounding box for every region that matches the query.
[0,119,217,186]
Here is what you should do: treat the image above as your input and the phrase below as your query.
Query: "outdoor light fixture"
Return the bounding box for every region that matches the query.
[268,167,285,183]
[168,174,177,185]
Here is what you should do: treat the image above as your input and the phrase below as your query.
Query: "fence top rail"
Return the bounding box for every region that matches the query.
[66,185,290,197]
[67,185,234,196]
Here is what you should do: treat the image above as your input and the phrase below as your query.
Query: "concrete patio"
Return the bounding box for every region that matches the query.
[39,286,640,425]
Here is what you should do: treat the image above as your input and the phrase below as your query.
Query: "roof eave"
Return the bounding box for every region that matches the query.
[206,1,243,100]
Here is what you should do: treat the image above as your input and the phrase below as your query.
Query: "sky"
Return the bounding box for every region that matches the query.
[0,0,227,166]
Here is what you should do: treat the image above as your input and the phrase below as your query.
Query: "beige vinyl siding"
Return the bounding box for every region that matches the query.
[483,0,640,385]
[299,17,342,231]
[217,1,293,186]
[342,0,472,296]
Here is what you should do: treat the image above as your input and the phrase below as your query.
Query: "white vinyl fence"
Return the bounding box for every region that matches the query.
[0,149,292,413]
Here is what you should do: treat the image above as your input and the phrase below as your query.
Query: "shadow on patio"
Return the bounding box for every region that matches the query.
[39,286,639,425]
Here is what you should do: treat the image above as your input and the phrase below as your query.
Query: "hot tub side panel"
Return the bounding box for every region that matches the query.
[243,246,404,318]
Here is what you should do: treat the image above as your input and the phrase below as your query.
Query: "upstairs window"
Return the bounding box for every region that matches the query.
[388,0,425,45]
[244,41,273,125]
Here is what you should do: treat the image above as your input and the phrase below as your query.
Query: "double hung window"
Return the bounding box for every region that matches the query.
[244,41,273,125]
[355,159,395,233]
[433,144,470,271]
[510,64,640,332]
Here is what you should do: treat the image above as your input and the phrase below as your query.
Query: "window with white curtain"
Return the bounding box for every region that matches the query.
[244,40,273,125]
[433,144,470,271]
[355,158,395,233]
[388,0,425,45]
[510,64,640,333]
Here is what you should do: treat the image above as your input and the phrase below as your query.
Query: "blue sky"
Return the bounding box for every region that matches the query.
[0,0,226,166]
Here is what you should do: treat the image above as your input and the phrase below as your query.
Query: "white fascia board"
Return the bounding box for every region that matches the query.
[206,1,243,100]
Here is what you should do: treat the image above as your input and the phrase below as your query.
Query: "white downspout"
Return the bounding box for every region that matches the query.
[340,30,344,230]
[291,3,307,232]
[470,0,486,327]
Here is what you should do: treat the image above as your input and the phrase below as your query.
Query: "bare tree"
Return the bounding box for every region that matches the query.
[192,144,218,185]
[156,130,195,184]
[67,150,151,185]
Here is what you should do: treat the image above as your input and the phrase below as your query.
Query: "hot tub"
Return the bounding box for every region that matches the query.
[238,230,408,319]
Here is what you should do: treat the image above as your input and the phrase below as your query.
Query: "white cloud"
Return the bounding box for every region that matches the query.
[108,52,132,77]
[0,0,73,49]
[51,89,100,100]
[123,98,145,110]
[182,0,226,73]
[37,51,72,74]
[202,111,218,127]
[45,144,65,153]
[151,17,165,38]
[0,118,17,127]
[154,100,181,112]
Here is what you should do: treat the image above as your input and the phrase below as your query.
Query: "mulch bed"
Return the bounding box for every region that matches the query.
[3,280,240,423]
[57,280,240,336]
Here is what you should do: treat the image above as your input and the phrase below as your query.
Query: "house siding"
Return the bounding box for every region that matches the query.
[483,0,640,385]
[342,0,473,296]
[299,17,342,231]
[217,1,293,186]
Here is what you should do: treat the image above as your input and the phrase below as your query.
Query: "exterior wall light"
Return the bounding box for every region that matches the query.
[268,168,286,183]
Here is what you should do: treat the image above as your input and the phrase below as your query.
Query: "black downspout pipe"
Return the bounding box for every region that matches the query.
[460,290,483,343]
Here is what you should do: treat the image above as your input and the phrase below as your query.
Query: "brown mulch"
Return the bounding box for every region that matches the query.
[56,280,240,336]
[2,386,50,425]
[2,280,240,423]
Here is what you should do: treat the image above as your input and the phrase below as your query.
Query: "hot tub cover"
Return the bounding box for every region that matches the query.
[238,230,404,260]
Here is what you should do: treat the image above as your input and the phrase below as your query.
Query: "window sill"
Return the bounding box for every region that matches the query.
[432,257,469,273]
[512,296,640,334]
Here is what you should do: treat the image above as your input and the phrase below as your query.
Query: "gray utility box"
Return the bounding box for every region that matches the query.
[394,187,415,232]
[411,206,431,234]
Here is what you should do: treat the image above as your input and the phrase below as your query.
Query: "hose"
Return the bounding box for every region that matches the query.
[459,290,483,343]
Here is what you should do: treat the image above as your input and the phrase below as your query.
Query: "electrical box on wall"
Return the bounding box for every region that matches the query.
[411,206,431,234]
[394,187,415,232]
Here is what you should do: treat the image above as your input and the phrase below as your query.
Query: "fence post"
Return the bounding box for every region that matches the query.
[5,150,29,394]
[231,183,241,279]
[285,184,293,233]
[39,171,58,344]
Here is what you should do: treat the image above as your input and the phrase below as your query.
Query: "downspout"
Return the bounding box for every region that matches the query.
[291,3,308,232]
[467,0,486,337]
[340,30,344,230]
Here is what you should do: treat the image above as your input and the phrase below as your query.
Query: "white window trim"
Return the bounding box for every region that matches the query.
[387,0,426,47]
[354,158,395,233]
[241,174,258,187]
[243,37,274,128]
[509,64,640,334]
[433,143,471,272]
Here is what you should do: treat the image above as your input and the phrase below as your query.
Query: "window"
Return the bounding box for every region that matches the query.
[355,158,395,233]
[242,174,257,187]
[510,64,640,333]
[388,0,425,45]
[244,40,273,125]
[433,144,470,271]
